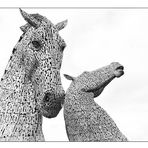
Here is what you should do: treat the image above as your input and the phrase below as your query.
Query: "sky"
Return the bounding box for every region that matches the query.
[0,8,148,141]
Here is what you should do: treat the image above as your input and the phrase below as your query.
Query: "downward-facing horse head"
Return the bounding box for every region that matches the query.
[0,9,67,141]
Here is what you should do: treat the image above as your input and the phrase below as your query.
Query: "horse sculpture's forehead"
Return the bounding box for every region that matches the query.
[77,71,94,80]
[31,27,53,39]
[21,24,65,48]
[28,23,56,37]
[71,67,113,87]
[31,13,55,28]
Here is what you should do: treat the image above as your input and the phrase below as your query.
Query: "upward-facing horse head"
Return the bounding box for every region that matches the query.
[64,62,127,141]
[0,9,67,141]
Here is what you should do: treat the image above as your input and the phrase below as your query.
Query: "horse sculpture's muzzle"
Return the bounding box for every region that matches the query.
[43,91,65,104]
[41,90,65,118]
[114,65,124,78]
[43,92,54,102]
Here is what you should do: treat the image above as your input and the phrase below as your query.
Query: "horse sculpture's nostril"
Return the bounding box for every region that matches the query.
[44,93,50,102]
[116,66,124,70]
[43,92,55,102]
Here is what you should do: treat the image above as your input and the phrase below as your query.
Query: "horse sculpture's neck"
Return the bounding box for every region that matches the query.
[0,42,44,141]
[1,48,24,89]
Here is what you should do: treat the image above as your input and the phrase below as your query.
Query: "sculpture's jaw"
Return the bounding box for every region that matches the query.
[87,76,115,98]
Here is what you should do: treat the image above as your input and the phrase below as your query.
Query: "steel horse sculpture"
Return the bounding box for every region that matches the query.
[64,62,128,141]
[0,9,67,141]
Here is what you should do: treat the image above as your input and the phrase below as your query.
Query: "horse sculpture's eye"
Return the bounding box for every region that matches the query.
[32,40,42,50]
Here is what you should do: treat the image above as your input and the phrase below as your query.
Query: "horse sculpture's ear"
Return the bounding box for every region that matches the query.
[64,74,75,81]
[19,8,40,28]
[55,20,68,31]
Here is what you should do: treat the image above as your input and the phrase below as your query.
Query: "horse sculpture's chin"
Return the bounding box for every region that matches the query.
[114,66,124,78]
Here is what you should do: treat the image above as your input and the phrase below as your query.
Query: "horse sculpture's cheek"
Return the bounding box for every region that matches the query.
[27,59,39,81]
